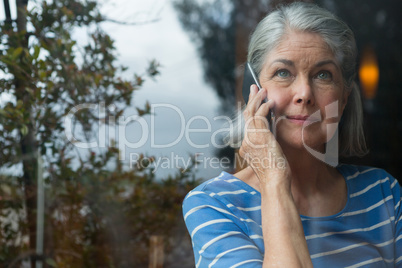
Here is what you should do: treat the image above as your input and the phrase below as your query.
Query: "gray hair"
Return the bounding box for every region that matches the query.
[225,2,367,157]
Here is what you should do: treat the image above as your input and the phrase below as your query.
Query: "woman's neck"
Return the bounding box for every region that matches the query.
[282,145,338,195]
[282,146,347,216]
[234,145,346,217]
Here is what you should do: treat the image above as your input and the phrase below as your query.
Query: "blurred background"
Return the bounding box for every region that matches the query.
[0,0,400,267]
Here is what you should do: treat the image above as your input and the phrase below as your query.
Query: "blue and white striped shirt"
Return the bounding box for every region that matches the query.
[183,164,402,267]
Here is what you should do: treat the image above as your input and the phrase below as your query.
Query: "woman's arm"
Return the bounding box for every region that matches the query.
[260,182,312,267]
[240,85,313,267]
[183,190,264,267]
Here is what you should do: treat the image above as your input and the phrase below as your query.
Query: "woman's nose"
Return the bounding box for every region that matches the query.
[293,77,314,106]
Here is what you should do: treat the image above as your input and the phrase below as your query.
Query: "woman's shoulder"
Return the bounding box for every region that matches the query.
[338,164,397,182]
[187,171,258,196]
[182,171,260,213]
[338,164,400,198]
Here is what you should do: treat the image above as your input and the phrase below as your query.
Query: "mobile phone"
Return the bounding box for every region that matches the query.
[242,62,259,104]
[242,62,267,104]
[242,62,275,130]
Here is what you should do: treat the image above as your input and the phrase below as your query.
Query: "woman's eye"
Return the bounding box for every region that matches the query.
[275,69,290,78]
[316,71,332,80]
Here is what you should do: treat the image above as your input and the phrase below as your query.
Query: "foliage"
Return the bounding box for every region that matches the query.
[46,152,198,267]
[0,0,199,266]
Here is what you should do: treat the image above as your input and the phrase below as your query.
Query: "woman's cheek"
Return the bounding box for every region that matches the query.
[319,95,344,123]
[267,92,288,116]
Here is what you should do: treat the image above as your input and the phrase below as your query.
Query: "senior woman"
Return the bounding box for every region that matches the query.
[183,2,401,268]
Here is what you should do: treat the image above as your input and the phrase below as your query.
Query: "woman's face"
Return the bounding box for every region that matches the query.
[259,31,348,153]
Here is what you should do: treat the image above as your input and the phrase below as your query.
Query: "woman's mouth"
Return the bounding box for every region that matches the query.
[286,115,320,125]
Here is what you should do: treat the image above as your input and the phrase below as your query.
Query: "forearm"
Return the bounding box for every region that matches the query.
[261,183,313,268]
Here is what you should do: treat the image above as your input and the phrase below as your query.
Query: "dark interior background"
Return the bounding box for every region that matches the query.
[173,0,402,182]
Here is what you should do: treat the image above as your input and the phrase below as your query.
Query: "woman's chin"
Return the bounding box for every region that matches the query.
[277,132,327,153]
[275,122,329,151]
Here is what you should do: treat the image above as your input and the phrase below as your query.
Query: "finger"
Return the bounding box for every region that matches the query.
[248,86,267,113]
[244,87,269,131]
[247,85,259,109]
[250,83,258,95]
[252,101,272,130]
[243,84,258,121]
[255,99,274,117]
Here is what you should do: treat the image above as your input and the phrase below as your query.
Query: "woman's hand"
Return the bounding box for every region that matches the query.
[239,85,291,188]
[240,85,313,268]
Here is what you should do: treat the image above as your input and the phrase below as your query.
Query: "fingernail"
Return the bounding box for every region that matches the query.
[250,84,257,93]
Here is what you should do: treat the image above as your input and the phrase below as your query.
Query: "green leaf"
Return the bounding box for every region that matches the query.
[39,70,47,80]
[20,125,28,136]
[147,60,161,78]
[33,46,40,60]
[45,258,57,267]
[12,47,23,60]
[25,87,34,96]
[16,100,23,109]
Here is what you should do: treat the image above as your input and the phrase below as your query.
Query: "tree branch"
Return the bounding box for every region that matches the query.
[102,17,160,26]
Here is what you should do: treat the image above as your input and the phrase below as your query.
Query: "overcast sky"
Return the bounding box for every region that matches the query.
[0,0,228,180]
[99,0,226,180]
